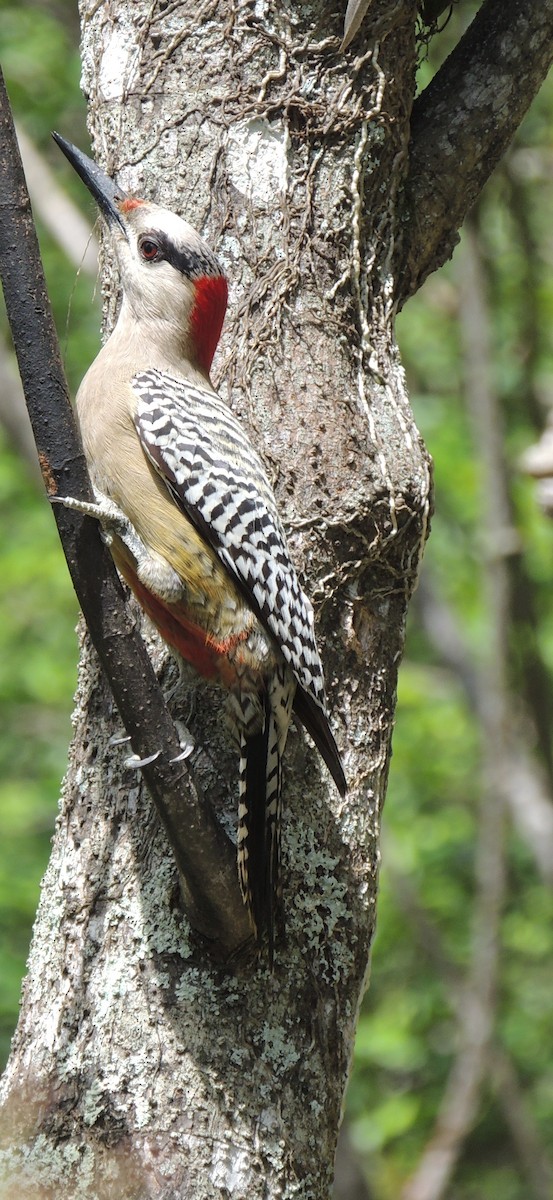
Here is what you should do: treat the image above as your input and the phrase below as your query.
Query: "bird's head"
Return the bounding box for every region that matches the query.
[53,133,228,375]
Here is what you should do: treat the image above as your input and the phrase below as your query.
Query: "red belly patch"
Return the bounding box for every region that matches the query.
[118,559,248,688]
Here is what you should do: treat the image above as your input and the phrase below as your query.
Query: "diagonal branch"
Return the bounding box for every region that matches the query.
[398,0,553,302]
[0,67,250,959]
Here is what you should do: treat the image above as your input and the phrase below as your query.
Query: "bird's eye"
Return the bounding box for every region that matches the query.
[139,238,161,261]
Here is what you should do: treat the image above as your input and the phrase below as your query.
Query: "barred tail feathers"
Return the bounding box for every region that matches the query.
[237,667,294,960]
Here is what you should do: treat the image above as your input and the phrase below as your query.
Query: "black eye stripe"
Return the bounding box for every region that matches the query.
[138,230,222,278]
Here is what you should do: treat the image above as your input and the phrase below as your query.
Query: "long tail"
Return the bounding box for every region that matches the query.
[237,667,294,963]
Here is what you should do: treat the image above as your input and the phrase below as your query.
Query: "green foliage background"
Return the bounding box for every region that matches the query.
[1,5,553,1197]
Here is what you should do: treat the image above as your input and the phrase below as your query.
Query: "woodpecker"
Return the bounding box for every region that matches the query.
[53,133,346,957]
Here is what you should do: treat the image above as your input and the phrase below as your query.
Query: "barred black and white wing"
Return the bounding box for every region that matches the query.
[132,368,345,796]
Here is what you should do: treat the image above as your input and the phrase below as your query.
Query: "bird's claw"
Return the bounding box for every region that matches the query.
[124,749,162,769]
[170,720,195,762]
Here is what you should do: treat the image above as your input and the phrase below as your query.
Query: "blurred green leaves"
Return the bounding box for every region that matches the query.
[1,4,82,143]
[0,431,77,1064]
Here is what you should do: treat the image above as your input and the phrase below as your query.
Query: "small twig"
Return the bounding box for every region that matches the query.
[0,67,250,959]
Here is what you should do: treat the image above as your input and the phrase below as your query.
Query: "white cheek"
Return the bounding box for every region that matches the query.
[125,261,193,323]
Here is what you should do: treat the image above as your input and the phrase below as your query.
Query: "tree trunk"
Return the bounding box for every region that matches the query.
[5,0,549,1196]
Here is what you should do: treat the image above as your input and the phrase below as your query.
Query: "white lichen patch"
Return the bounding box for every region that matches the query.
[82,1078,109,1127]
[226,119,289,208]
[99,27,137,101]
[210,1142,253,1191]
[259,1024,301,1072]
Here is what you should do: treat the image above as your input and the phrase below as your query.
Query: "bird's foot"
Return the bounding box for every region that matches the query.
[53,490,150,564]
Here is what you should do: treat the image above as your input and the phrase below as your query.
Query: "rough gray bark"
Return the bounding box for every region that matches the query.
[0,2,550,1197]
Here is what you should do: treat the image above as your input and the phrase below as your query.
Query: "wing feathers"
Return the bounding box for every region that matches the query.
[132,368,346,791]
[133,371,326,705]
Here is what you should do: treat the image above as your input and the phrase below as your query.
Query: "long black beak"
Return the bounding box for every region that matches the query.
[52,132,128,232]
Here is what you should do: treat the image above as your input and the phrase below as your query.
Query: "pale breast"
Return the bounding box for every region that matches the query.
[76,354,255,641]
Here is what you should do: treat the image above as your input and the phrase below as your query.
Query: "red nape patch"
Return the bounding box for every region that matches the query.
[119,198,145,213]
[191,275,228,374]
